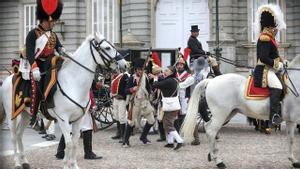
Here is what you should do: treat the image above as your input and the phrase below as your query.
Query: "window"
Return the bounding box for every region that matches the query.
[92,0,119,43]
[24,4,37,43]
[252,0,280,42]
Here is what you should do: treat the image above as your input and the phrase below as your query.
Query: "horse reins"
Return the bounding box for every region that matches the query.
[38,38,122,123]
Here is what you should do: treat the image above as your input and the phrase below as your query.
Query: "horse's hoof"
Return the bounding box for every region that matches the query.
[217,162,226,169]
[293,162,300,168]
[22,163,31,169]
[15,166,22,169]
[208,153,211,162]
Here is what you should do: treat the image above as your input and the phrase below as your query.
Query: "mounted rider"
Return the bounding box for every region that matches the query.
[26,0,64,115]
[187,25,222,76]
[253,4,287,127]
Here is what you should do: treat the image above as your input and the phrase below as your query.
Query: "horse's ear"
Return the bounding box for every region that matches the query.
[95,32,104,42]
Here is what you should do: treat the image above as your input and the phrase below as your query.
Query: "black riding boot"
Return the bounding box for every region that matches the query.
[112,121,121,139]
[123,125,133,147]
[119,123,126,143]
[140,122,153,144]
[269,88,282,127]
[212,65,222,76]
[157,121,166,142]
[55,135,65,159]
[83,130,102,160]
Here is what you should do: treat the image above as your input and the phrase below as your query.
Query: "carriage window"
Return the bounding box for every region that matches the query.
[251,0,281,42]
[24,4,37,43]
[92,0,119,43]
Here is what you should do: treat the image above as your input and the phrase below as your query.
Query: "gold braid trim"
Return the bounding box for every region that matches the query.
[273,58,280,69]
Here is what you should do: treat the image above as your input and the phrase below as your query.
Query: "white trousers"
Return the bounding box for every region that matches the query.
[81,111,93,132]
[112,98,127,124]
[267,70,282,89]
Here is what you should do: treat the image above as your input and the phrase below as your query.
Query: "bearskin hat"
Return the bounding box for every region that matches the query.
[36,0,63,22]
[255,4,286,37]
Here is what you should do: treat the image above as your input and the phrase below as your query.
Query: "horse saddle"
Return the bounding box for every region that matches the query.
[11,56,63,120]
[244,75,288,100]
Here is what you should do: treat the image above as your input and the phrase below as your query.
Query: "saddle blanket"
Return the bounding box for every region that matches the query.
[245,76,269,100]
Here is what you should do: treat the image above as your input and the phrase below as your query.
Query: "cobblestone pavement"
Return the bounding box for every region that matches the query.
[1,123,300,169]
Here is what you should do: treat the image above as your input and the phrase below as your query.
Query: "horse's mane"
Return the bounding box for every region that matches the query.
[289,54,300,68]
[61,35,95,66]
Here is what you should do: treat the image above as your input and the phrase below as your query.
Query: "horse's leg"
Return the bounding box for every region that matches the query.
[205,110,229,169]
[57,119,72,169]
[70,120,82,169]
[10,119,22,169]
[16,113,31,169]
[286,121,300,168]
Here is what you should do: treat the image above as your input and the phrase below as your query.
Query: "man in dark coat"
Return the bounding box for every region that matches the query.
[187,25,221,76]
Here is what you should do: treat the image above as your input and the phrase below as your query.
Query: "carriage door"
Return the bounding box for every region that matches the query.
[155,0,209,51]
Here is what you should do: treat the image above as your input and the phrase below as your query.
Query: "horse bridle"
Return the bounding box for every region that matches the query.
[90,38,123,71]
[61,38,123,74]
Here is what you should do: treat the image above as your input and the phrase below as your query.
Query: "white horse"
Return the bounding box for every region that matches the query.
[0,32,127,169]
[181,55,300,169]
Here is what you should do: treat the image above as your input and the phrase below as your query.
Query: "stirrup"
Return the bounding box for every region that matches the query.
[271,114,282,125]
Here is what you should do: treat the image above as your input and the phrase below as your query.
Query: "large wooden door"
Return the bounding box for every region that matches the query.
[155,0,209,50]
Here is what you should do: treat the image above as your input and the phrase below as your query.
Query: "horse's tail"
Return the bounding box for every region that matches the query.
[0,81,5,124]
[180,79,210,143]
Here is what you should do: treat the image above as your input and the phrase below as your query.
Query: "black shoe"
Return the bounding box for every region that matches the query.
[39,130,47,135]
[84,152,103,160]
[156,138,166,142]
[140,137,151,144]
[111,135,121,140]
[42,134,48,138]
[191,140,200,145]
[164,144,174,148]
[46,134,56,141]
[174,143,183,150]
[55,152,64,160]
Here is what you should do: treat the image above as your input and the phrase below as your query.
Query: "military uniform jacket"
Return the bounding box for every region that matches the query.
[26,25,62,66]
[152,76,178,97]
[253,29,280,88]
[111,73,129,100]
[187,36,206,59]
[125,74,151,96]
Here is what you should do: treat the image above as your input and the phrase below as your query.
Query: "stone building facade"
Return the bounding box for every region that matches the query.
[0,0,299,79]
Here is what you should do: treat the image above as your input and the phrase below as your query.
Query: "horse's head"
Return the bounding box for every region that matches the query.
[89,32,128,70]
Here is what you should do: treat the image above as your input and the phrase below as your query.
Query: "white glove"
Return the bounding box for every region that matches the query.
[283,59,289,67]
[276,62,284,72]
[32,67,41,81]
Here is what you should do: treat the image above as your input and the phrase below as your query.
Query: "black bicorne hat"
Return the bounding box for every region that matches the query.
[36,0,63,22]
[133,58,145,69]
[190,25,200,32]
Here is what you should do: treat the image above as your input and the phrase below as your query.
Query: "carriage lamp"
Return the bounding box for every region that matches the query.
[54,20,65,40]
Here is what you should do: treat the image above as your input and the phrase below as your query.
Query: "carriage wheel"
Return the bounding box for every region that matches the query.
[93,100,114,130]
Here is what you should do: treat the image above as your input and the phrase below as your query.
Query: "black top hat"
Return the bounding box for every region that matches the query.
[191,25,200,32]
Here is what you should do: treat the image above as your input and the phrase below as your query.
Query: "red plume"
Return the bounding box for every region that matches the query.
[152,51,161,67]
[183,48,191,61]
[41,0,58,16]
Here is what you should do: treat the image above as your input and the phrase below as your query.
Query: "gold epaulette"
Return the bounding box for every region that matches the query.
[259,35,271,42]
